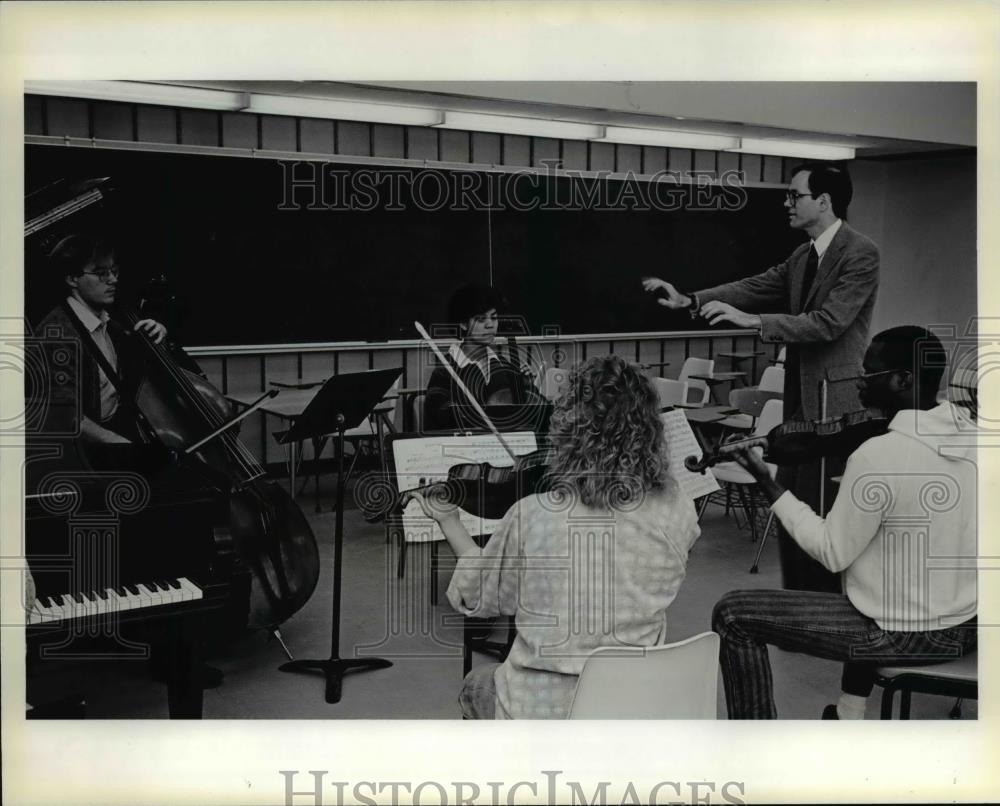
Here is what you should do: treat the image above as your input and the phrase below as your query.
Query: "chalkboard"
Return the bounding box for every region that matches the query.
[25,145,804,344]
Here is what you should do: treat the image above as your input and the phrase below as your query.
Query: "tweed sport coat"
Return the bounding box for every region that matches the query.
[698,222,880,420]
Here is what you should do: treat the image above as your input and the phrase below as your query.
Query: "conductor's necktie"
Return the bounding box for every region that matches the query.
[798,244,819,311]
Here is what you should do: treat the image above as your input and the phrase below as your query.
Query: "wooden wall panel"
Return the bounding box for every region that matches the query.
[589,142,614,172]
[532,137,559,169]
[763,155,783,184]
[372,124,404,159]
[694,149,716,176]
[439,130,470,163]
[617,144,642,175]
[740,154,762,183]
[717,151,740,181]
[221,112,258,149]
[299,118,335,154]
[561,140,587,171]
[406,126,438,161]
[46,98,90,138]
[337,121,371,156]
[471,132,500,165]
[25,96,45,135]
[502,134,530,167]
[92,102,133,141]
[668,148,692,174]
[136,105,177,144]
[642,146,668,175]
[261,115,296,152]
[180,109,219,147]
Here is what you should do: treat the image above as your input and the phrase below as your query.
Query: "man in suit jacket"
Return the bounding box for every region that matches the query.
[35,233,167,446]
[643,163,880,592]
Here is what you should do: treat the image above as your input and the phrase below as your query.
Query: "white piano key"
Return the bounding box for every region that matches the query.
[177,577,203,601]
[78,591,97,618]
[64,593,84,620]
[104,588,126,614]
[136,583,159,607]
[158,582,183,606]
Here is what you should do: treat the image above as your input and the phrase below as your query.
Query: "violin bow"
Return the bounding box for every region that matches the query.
[413,320,519,463]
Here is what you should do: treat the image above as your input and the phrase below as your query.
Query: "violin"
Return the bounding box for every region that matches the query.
[685,409,890,474]
[360,447,551,523]
[122,307,320,636]
[363,322,555,521]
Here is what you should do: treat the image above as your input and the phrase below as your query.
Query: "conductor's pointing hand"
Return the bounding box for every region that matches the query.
[641,277,691,310]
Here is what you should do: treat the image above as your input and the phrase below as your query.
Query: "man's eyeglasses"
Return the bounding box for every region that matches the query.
[859,368,906,382]
[785,191,815,205]
[82,266,120,282]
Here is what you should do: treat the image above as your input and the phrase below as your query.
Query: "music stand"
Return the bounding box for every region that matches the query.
[277,367,402,704]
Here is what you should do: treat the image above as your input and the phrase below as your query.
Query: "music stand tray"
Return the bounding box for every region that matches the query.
[278,367,402,704]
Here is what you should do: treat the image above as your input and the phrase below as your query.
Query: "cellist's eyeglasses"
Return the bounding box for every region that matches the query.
[859,368,906,382]
[82,265,120,282]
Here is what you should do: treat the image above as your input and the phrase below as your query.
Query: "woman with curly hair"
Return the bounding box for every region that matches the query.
[407,355,701,719]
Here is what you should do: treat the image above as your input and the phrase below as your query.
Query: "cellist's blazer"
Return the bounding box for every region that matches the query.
[698,222,880,420]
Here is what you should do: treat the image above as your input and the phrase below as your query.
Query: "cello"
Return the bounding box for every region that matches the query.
[121,307,320,647]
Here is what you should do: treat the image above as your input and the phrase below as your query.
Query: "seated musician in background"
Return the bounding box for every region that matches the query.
[409,356,701,718]
[423,283,548,433]
[712,326,977,719]
[36,233,167,448]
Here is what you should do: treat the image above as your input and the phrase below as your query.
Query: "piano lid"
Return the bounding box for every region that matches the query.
[24,177,112,237]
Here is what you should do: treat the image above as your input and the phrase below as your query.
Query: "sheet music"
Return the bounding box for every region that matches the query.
[391,432,538,543]
[660,409,720,500]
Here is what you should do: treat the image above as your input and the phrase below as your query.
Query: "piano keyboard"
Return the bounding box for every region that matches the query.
[27,577,203,625]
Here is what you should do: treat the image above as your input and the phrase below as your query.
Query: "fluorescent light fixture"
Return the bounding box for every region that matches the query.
[248,95,444,126]
[24,80,246,111]
[597,126,739,150]
[731,137,856,160]
[435,110,603,141]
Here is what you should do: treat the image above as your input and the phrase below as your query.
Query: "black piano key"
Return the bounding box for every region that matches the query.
[125,584,141,596]
[153,580,170,592]
[95,589,109,600]
[52,594,66,606]
[39,595,55,608]
[115,585,128,597]
[166,579,182,590]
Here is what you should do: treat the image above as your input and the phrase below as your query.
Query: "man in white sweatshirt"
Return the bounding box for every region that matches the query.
[712,325,978,719]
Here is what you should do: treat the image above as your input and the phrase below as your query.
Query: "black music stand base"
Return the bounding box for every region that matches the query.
[273,373,402,707]
[279,656,393,705]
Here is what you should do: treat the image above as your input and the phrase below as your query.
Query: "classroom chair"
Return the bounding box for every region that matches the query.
[677,357,714,407]
[874,650,978,719]
[568,631,720,719]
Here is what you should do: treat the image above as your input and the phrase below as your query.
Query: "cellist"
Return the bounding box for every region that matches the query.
[35,233,168,450]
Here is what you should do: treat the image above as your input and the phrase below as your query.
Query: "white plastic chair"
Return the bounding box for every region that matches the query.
[773,346,787,366]
[568,631,720,719]
[678,357,714,407]
[653,377,690,410]
[541,367,572,401]
[758,365,785,393]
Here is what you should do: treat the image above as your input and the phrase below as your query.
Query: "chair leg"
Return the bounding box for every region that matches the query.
[697,495,710,521]
[724,485,733,517]
[430,541,439,605]
[900,688,912,719]
[949,697,964,719]
[749,511,775,573]
[396,533,407,578]
[880,686,896,719]
[736,485,758,543]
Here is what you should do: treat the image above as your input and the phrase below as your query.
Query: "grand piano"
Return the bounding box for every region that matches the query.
[24,452,250,718]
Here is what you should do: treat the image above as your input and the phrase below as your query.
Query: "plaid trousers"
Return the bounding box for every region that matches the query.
[712,589,977,719]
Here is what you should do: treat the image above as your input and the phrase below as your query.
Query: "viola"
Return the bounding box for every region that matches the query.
[122,308,320,635]
[685,408,890,473]
[360,447,551,523]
